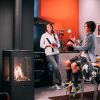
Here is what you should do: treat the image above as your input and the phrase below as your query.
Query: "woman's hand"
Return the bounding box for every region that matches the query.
[51,43,57,48]
[45,45,50,49]
[45,43,57,49]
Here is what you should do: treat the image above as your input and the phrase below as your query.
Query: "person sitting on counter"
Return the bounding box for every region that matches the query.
[63,21,96,96]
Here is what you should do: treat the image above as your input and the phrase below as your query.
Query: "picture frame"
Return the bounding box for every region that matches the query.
[96,23,100,37]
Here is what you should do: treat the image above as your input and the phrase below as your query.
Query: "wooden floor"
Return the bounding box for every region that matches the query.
[35,83,100,100]
[48,91,100,100]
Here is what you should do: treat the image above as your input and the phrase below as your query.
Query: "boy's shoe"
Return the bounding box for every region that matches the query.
[69,86,80,98]
[64,81,73,88]
[71,86,80,93]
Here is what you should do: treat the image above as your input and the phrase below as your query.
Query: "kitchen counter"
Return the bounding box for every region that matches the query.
[60,50,80,53]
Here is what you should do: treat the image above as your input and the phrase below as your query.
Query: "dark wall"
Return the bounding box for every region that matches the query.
[0,0,14,50]
[34,24,45,52]
[0,0,34,91]
[21,0,34,50]
[0,0,14,91]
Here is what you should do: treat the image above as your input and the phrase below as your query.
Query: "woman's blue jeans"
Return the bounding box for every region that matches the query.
[47,54,62,85]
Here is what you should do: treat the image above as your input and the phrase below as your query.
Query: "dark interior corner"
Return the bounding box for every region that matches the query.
[0,0,34,98]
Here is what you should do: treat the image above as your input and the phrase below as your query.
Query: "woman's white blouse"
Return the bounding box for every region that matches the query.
[40,32,60,56]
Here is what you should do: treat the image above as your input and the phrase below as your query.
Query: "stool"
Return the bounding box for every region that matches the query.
[80,64,100,100]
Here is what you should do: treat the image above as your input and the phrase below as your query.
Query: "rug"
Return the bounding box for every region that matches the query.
[48,91,100,100]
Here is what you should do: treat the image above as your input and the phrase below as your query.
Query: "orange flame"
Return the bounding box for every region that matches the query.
[14,64,28,81]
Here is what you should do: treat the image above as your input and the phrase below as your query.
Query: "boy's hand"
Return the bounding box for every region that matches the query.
[67,41,74,47]
[62,60,68,66]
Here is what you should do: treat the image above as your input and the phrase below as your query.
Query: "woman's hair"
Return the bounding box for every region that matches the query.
[45,23,56,40]
[45,23,54,33]
[85,21,96,32]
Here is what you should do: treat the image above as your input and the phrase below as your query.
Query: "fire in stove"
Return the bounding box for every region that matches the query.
[14,64,30,81]
[2,50,34,100]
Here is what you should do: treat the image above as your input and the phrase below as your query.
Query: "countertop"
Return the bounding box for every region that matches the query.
[60,50,80,53]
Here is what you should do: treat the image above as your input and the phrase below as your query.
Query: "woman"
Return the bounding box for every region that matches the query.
[40,23,62,89]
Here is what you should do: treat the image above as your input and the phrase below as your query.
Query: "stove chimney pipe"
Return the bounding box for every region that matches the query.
[13,0,22,49]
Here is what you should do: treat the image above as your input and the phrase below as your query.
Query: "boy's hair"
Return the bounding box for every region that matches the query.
[85,21,96,32]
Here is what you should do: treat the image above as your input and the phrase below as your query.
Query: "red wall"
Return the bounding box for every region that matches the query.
[39,0,79,46]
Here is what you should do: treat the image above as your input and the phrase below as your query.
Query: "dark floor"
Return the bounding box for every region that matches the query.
[35,83,100,100]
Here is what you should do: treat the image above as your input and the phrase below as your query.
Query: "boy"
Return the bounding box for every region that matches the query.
[64,21,96,95]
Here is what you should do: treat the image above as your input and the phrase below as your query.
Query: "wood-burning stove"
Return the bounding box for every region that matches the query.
[2,50,34,100]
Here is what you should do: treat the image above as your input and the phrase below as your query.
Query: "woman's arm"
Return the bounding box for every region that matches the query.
[40,34,52,49]
[40,34,46,49]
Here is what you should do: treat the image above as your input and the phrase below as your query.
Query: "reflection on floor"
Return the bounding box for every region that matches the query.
[35,83,100,100]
